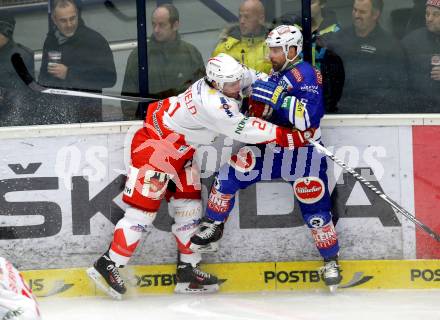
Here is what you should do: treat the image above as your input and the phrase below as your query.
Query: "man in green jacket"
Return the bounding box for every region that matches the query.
[121,3,204,120]
[212,0,271,73]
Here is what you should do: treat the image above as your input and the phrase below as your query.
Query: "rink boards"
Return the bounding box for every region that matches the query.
[21,259,440,297]
[0,116,439,294]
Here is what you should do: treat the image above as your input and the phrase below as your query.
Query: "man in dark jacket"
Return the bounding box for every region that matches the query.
[121,3,205,120]
[39,0,116,123]
[402,0,440,112]
[327,0,407,114]
[0,12,37,126]
[0,14,34,91]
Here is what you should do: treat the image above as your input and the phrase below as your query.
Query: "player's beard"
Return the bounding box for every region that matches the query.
[271,61,283,72]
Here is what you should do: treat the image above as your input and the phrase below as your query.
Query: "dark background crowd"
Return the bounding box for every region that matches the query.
[0,0,439,126]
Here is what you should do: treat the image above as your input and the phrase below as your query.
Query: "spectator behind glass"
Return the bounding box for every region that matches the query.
[406,0,429,35]
[327,0,407,113]
[0,12,37,126]
[212,0,271,73]
[310,0,345,113]
[390,0,426,39]
[402,0,440,112]
[39,0,116,123]
[272,0,345,113]
[0,13,34,91]
[121,3,205,120]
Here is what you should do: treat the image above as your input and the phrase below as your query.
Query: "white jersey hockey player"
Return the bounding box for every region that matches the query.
[0,257,40,320]
[88,53,315,299]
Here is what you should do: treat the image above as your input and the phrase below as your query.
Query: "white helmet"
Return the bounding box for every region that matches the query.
[206,53,244,91]
[266,25,303,70]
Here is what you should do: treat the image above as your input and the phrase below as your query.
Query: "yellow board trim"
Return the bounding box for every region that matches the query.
[21,260,440,298]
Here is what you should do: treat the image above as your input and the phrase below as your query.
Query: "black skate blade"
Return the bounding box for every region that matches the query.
[174,282,219,294]
[86,267,123,300]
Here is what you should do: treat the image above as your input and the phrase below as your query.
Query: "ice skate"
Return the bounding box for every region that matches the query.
[320,256,342,293]
[174,262,219,293]
[87,253,126,300]
[189,217,224,253]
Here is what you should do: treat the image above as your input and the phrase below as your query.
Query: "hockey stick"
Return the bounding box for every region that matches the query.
[11,53,157,103]
[104,0,136,22]
[307,138,440,242]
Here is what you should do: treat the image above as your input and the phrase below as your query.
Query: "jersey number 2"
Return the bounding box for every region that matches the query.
[252,119,267,131]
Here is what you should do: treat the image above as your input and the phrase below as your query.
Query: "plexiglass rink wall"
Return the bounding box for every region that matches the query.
[0,0,438,126]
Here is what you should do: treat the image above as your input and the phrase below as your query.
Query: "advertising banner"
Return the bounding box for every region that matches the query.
[0,125,428,270]
[21,259,440,297]
[412,126,440,258]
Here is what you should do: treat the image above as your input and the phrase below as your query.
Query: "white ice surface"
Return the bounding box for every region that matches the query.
[39,290,440,320]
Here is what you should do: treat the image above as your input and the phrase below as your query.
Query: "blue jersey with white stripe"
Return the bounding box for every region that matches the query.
[269,61,325,130]
[204,61,339,260]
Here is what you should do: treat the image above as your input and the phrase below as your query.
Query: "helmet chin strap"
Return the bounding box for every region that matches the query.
[280,45,300,72]
[209,79,224,92]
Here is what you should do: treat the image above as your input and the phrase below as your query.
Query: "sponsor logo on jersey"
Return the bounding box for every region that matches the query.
[151,100,164,137]
[175,220,199,232]
[228,146,256,173]
[293,177,325,204]
[234,116,249,134]
[207,189,232,214]
[196,80,203,94]
[130,224,150,233]
[141,170,170,199]
[124,166,139,197]
[307,215,325,228]
[314,68,323,85]
[220,97,234,118]
[287,134,294,148]
[300,84,319,95]
[279,76,291,90]
[295,99,305,115]
[271,86,284,105]
[311,222,338,249]
[291,68,303,82]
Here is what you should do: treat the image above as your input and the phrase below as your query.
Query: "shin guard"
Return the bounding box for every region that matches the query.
[170,198,202,255]
[109,207,156,266]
